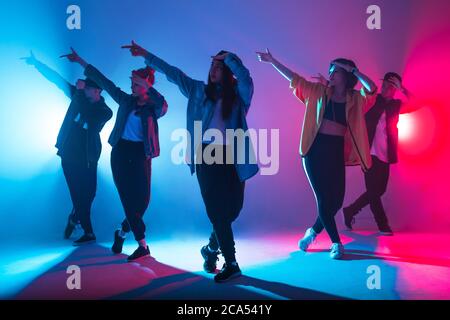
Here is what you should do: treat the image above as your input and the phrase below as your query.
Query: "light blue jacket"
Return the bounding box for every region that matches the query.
[145,52,259,181]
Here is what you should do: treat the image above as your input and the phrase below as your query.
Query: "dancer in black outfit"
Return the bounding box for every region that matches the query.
[22,50,112,245]
[343,72,421,235]
[61,47,168,261]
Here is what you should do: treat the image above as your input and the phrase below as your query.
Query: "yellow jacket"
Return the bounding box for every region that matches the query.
[290,73,377,171]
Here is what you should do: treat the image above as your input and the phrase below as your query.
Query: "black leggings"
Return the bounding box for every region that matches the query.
[196,144,245,264]
[348,155,390,230]
[303,133,345,244]
[111,139,151,241]
[62,160,97,234]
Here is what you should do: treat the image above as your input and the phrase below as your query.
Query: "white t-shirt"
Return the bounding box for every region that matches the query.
[370,111,389,163]
[121,111,143,141]
[203,99,228,145]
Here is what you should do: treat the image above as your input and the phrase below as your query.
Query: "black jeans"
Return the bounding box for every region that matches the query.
[303,133,345,244]
[347,155,390,230]
[111,139,151,241]
[61,160,97,234]
[196,144,245,264]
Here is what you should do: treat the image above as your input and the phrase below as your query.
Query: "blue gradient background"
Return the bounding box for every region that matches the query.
[0,0,449,244]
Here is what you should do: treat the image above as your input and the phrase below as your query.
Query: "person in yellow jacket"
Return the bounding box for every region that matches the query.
[257,49,377,259]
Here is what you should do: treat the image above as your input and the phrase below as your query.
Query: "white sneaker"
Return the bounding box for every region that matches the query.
[330,243,344,259]
[298,228,317,252]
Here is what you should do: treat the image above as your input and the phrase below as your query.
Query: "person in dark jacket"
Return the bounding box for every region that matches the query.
[61,47,168,261]
[343,72,421,235]
[22,50,113,245]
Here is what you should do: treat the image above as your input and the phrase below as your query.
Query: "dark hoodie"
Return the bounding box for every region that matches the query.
[33,60,113,166]
[55,88,113,165]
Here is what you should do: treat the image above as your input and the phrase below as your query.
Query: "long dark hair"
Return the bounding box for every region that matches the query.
[205,50,237,119]
[330,58,358,90]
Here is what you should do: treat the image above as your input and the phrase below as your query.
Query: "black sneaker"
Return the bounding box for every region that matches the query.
[112,230,126,254]
[379,227,394,236]
[343,207,356,230]
[214,263,242,283]
[73,233,96,246]
[201,245,219,273]
[127,245,150,262]
[64,211,78,239]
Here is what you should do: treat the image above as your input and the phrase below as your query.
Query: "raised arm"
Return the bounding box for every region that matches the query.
[21,50,75,98]
[333,61,377,94]
[122,41,198,98]
[147,86,168,119]
[332,61,378,112]
[79,101,113,132]
[213,52,253,109]
[354,70,376,94]
[385,77,422,114]
[399,86,422,114]
[256,48,295,81]
[257,48,319,104]
[60,47,129,106]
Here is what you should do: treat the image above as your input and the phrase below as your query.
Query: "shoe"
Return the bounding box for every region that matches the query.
[379,227,394,236]
[298,228,317,252]
[214,262,242,283]
[201,245,219,273]
[73,233,96,246]
[112,230,126,254]
[343,207,356,230]
[64,211,78,239]
[330,243,344,259]
[127,245,150,261]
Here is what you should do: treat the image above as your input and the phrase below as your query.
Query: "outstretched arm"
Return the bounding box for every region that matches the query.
[311,73,329,86]
[257,48,319,104]
[122,41,198,98]
[256,48,295,81]
[60,47,129,106]
[21,50,75,98]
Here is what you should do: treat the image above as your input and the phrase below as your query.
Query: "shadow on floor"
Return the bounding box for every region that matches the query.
[341,231,450,267]
[14,244,346,300]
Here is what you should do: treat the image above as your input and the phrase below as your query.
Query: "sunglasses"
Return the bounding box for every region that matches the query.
[328,64,336,76]
[329,64,345,76]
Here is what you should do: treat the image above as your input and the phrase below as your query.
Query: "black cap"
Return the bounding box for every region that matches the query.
[383,72,402,83]
[84,78,102,90]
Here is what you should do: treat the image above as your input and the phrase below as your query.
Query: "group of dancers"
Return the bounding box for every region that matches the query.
[22,41,420,282]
